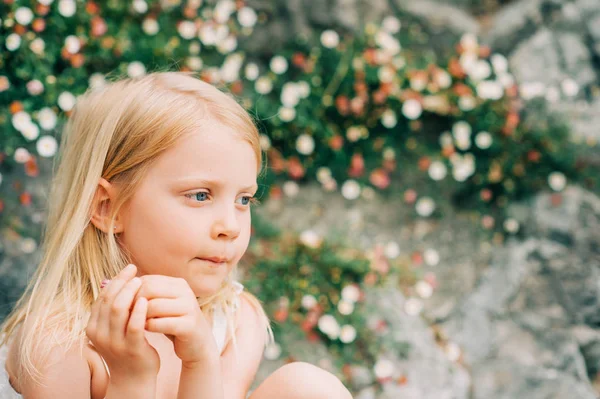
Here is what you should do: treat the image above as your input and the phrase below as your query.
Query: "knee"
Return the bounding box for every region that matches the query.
[274,361,353,399]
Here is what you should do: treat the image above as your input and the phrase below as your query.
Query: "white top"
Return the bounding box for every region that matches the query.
[0,281,244,397]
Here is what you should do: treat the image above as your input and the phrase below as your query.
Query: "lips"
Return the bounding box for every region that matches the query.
[197,256,229,263]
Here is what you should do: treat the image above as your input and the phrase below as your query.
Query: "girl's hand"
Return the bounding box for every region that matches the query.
[86,264,160,382]
[133,275,220,367]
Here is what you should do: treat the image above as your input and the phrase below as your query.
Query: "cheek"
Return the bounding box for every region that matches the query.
[120,196,207,270]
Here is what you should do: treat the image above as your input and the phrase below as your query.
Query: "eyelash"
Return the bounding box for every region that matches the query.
[184,191,260,207]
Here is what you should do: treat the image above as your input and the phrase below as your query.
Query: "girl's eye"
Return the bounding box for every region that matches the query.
[185,191,210,202]
[237,196,259,207]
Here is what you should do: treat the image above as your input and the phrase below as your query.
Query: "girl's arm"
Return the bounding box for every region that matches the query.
[177,353,224,399]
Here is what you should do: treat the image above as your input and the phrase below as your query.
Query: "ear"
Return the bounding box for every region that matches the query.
[90,177,122,234]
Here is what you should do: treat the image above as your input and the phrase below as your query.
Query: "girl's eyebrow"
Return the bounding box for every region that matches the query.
[174,176,258,192]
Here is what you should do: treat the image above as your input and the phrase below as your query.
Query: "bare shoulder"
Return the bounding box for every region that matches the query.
[6,325,105,398]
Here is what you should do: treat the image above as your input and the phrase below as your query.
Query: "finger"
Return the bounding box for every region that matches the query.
[133,275,184,303]
[145,317,186,337]
[86,280,111,342]
[146,298,188,319]
[109,276,142,343]
[97,264,138,342]
[126,297,148,347]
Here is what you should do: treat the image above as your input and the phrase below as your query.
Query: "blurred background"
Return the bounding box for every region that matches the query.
[1,0,599,398]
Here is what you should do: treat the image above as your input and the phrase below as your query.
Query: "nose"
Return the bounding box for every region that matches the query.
[210,203,241,240]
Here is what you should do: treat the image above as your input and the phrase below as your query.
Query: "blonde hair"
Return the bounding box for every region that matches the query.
[0,71,274,385]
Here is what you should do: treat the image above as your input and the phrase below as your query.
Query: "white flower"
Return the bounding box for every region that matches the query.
[374,359,395,379]
[341,180,361,200]
[452,121,472,142]
[26,80,44,96]
[127,61,146,78]
[255,77,272,94]
[415,280,433,298]
[458,95,476,111]
[475,131,493,149]
[469,60,492,81]
[282,181,299,197]
[346,126,363,142]
[477,80,504,100]
[301,294,318,310]
[58,0,76,17]
[15,7,34,25]
[415,197,435,217]
[244,63,259,80]
[278,107,296,122]
[404,297,423,315]
[220,53,243,82]
[439,131,453,148]
[410,75,427,92]
[281,82,301,107]
[58,91,76,111]
[14,148,31,163]
[132,0,148,14]
[498,73,515,88]
[316,167,332,183]
[142,18,159,35]
[30,38,45,55]
[424,248,440,266]
[6,33,21,51]
[318,314,340,339]
[270,56,288,74]
[217,35,237,54]
[38,0,54,5]
[382,16,401,33]
[178,20,196,39]
[186,56,203,71]
[375,31,400,55]
[341,284,360,303]
[64,35,80,54]
[384,241,400,259]
[259,134,271,151]
[214,0,235,23]
[36,135,58,157]
[296,134,315,155]
[460,32,478,53]
[237,7,257,28]
[377,66,395,84]
[336,300,354,317]
[297,81,310,98]
[503,218,520,234]
[199,25,217,45]
[89,73,106,89]
[428,161,447,181]
[37,107,57,130]
[299,229,322,249]
[189,42,201,55]
[340,325,357,343]
[548,171,566,191]
[20,238,37,254]
[451,154,476,182]
[263,342,281,360]
[381,109,397,128]
[12,111,32,132]
[519,81,546,100]
[490,53,508,74]
[459,52,477,76]
[320,30,340,48]
[402,99,422,120]
[21,123,40,141]
[561,78,579,97]
[435,69,452,89]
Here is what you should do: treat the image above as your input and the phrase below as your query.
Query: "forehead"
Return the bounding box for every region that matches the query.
[147,120,258,186]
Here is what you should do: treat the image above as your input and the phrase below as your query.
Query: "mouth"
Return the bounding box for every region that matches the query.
[195,257,229,266]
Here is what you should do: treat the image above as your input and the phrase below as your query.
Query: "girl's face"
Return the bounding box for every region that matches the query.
[118,119,258,298]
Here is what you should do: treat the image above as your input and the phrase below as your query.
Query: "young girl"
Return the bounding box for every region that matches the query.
[0,72,353,399]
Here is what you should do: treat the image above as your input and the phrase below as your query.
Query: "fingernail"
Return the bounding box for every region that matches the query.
[100,279,110,289]
[125,264,136,272]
